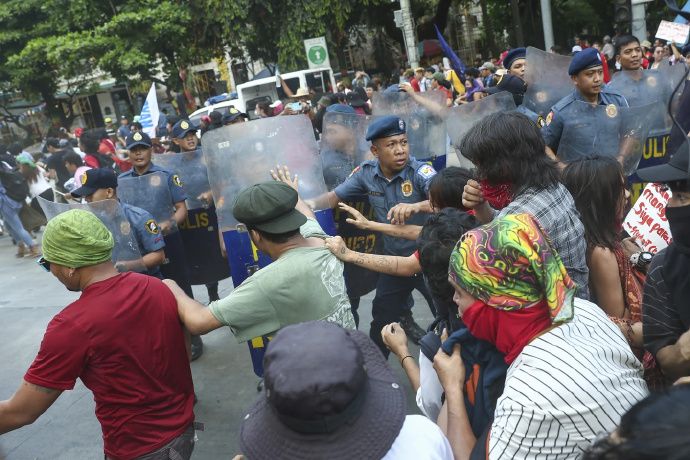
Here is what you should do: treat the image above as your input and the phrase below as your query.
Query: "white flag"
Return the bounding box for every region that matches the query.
[139,83,160,138]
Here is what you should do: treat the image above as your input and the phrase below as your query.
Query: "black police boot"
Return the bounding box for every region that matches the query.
[399,313,426,345]
[191,335,204,361]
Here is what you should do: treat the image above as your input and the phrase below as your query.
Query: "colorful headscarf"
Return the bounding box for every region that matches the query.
[449,213,575,323]
[43,209,114,268]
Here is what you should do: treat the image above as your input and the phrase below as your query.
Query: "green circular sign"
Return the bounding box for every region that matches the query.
[308,45,327,65]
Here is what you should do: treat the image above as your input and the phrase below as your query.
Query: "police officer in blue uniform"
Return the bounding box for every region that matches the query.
[70,168,166,277]
[485,73,545,127]
[321,115,437,354]
[542,47,629,161]
[503,47,527,80]
[118,131,204,360]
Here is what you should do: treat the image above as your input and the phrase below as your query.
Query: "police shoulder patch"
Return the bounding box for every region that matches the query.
[536,115,546,128]
[348,165,362,178]
[172,174,183,187]
[545,111,554,126]
[417,164,436,179]
[145,219,160,234]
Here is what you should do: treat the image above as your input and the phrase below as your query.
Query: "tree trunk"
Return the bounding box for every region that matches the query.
[510,0,525,46]
[479,0,497,55]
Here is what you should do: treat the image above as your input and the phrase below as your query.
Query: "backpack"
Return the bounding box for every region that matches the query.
[0,164,30,202]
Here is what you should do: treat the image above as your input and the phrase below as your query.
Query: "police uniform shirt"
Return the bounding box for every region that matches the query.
[516,105,545,128]
[118,163,187,204]
[121,202,165,277]
[334,157,437,256]
[541,88,629,156]
[321,148,358,190]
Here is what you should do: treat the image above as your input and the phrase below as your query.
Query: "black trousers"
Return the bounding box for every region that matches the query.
[161,232,194,298]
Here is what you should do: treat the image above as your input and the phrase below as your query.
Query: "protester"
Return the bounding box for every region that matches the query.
[614,35,643,71]
[637,148,690,383]
[478,61,495,87]
[0,162,39,257]
[0,209,195,459]
[562,156,663,388]
[44,137,72,193]
[602,35,615,60]
[236,321,453,460]
[435,213,648,458]
[430,72,454,106]
[166,178,355,345]
[402,68,421,92]
[460,111,590,298]
[117,115,131,147]
[16,156,53,217]
[70,168,166,275]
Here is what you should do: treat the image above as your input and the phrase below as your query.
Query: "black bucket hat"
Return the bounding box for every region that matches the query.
[239,321,406,460]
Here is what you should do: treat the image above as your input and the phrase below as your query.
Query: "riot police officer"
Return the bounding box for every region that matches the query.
[542,47,629,161]
[503,47,527,80]
[70,168,166,276]
[318,115,437,354]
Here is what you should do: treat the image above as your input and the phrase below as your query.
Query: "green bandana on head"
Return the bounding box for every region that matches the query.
[42,209,114,268]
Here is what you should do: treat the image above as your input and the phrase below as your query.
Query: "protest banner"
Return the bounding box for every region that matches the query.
[623,183,673,253]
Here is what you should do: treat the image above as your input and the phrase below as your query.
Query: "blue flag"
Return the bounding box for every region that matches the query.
[435,24,466,77]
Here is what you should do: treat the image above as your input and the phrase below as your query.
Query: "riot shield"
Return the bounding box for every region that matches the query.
[608,62,687,136]
[117,172,178,233]
[202,115,335,286]
[446,91,517,167]
[37,197,146,273]
[523,47,573,117]
[153,150,212,211]
[372,90,448,170]
[556,101,655,175]
[320,111,381,298]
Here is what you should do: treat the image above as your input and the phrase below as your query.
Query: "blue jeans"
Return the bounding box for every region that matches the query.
[0,203,34,247]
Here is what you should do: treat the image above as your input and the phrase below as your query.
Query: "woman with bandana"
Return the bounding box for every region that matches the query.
[433,214,648,460]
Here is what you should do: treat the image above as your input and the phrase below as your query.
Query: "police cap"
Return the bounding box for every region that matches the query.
[568,48,603,75]
[126,131,152,150]
[222,107,248,124]
[365,116,406,141]
[171,119,198,139]
[325,104,356,114]
[232,181,307,234]
[70,168,118,197]
[503,47,526,70]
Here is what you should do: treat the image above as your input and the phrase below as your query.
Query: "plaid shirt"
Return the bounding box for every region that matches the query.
[496,183,590,299]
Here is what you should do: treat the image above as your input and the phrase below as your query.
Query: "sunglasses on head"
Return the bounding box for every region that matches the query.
[37,256,51,272]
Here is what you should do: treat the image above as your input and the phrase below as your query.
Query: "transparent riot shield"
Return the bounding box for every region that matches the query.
[608,62,687,136]
[556,101,655,175]
[446,91,517,167]
[37,197,146,273]
[523,47,573,117]
[372,90,448,170]
[117,172,178,233]
[153,150,212,211]
[320,111,381,298]
[202,115,334,280]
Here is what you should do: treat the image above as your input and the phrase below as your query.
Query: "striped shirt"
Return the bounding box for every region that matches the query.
[489,298,648,459]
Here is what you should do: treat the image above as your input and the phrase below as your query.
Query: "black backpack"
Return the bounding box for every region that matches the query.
[0,165,30,202]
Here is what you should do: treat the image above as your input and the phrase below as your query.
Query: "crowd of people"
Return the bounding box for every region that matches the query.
[1,28,690,460]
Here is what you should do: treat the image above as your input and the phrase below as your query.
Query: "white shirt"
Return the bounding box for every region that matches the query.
[28,166,51,198]
[383,415,454,459]
[416,351,444,421]
[489,298,649,459]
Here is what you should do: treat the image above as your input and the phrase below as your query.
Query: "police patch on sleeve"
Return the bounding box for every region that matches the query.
[145,219,160,234]
[172,174,183,187]
[545,111,554,126]
[417,164,436,179]
[348,165,361,178]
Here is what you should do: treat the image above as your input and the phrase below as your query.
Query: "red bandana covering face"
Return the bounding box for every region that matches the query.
[461,299,552,364]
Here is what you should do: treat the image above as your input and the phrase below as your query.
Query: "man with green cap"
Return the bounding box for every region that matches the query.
[0,209,196,459]
[165,176,356,344]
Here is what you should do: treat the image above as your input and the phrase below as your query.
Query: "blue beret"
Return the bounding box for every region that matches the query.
[568,48,603,75]
[366,116,406,141]
[326,103,356,114]
[503,47,526,70]
[171,119,198,139]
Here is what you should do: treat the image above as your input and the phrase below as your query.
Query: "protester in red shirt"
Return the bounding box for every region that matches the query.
[0,209,195,460]
[403,68,421,92]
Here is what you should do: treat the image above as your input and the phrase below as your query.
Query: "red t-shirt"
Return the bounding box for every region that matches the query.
[409,77,421,92]
[25,273,194,459]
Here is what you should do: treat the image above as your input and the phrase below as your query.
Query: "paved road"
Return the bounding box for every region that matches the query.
[0,231,433,459]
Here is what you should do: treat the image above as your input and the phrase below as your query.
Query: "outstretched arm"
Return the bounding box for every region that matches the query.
[0,381,62,434]
[164,279,223,335]
[338,202,422,240]
[325,236,421,276]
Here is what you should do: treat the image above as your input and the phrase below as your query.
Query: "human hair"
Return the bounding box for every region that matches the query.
[582,385,690,460]
[131,121,143,131]
[466,67,480,78]
[614,35,640,56]
[561,156,624,249]
[417,208,478,322]
[459,111,559,192]
[20,162,39,183]
[63,151,84,168]
[248,226,301,244]
[256,101,272,116]
[428,166,473,210]
[79,133,101,154]
[403,69,414,78]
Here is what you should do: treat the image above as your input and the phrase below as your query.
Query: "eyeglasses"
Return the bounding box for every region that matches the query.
[37,256,51,272]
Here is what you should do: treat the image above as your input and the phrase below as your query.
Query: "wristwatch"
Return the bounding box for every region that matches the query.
[630,251,653,268]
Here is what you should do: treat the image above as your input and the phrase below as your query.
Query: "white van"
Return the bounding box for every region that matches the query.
[236,67,336,119]
[189,98,240,127]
